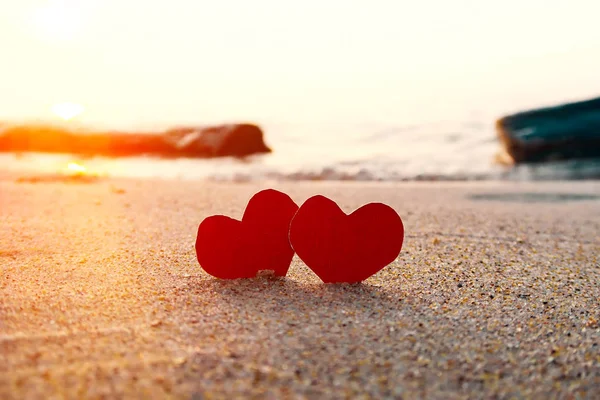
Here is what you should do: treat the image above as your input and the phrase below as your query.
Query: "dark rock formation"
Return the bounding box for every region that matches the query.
[496,97,600,163]
[165,124,271,157]
[0,123,271,158]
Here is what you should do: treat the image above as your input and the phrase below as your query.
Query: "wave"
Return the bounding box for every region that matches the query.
[2,119,599,182]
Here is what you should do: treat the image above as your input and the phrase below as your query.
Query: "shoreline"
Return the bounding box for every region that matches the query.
[2,150,600,183]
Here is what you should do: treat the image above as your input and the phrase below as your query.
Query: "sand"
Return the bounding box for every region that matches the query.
[1,176,599,399]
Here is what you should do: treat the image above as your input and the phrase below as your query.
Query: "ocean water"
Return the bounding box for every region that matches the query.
[1,120,599,181]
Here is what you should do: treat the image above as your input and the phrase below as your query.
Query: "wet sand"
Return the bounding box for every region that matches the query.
[1,177,599,399]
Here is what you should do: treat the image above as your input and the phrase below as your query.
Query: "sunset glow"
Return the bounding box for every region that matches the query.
[52,102,85,121]
[0,1,599,125]
[66,161,87,174]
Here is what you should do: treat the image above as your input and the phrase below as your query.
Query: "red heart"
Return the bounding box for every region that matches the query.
[289,195,404,283]
[195,189,299,279]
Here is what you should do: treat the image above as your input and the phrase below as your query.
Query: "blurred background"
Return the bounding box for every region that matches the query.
[1,0,599,181]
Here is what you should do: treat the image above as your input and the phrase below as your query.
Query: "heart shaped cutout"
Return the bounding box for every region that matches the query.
[289,195,404,283]
[195,189,299,279]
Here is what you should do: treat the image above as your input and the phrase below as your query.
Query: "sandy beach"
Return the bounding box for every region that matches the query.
[1,176,599,399]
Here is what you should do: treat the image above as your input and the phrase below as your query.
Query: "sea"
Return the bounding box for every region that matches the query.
[1,119,599,182]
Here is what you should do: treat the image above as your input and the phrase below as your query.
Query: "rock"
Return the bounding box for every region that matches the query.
[496,96,600,163]
[0,123,271,158]
[165,124,271,157]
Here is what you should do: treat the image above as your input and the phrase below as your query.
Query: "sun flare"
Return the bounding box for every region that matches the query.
[67,162,87,174]
[51,102,85,121]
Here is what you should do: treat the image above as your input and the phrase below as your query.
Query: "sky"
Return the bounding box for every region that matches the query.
[1,0,600,128]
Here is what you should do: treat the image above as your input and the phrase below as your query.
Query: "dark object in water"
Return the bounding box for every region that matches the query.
[0,123,271,158]
[164,124,271,157]
[496,96,600,163]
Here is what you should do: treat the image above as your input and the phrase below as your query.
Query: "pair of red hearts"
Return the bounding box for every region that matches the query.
[195,189,404,283]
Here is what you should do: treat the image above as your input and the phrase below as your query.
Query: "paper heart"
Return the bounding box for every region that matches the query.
[289,195,404,283]
[195,189,299,279]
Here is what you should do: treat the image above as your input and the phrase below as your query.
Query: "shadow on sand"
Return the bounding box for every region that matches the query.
[188,272,403,317]
[468,192,599,203]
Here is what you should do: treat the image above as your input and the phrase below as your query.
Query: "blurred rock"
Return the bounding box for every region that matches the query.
[496,96,600,163]
[0,123,271,158]
[165,124,271,157]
